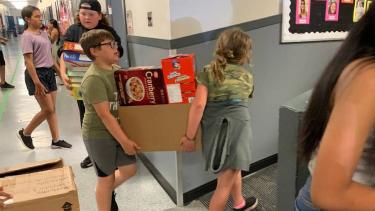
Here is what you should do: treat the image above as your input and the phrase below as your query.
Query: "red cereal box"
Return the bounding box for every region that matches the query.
[161,54,196,104]
[63,41,84,53]
[115,67,168,106]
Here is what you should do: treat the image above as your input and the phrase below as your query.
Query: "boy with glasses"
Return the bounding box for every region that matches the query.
[79,29,139,211]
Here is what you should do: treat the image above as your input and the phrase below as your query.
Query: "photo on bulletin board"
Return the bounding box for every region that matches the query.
[282,0,357,43]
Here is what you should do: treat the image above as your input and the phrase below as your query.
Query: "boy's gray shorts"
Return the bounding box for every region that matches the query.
[83,138,136,177]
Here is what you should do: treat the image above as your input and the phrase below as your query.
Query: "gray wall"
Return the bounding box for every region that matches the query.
[178,23,341,163]
[127,23,342,193]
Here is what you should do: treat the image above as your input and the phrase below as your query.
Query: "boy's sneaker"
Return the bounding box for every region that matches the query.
[80,156,93,169]
[233,197,258,211]
[51,140,72,149]
[17,129,34,149]
[111,191,118,211]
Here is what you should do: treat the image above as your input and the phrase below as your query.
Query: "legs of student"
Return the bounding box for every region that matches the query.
[113,163,137,189]
[209,169,238,211]
[0,64,5,84]
[23,92,56,136]
[77,100,93,168]
[0,64,13,88]
[44,91,59,140]
[230,170,245,206]
[77,100,85,126]
[96,174,115,211]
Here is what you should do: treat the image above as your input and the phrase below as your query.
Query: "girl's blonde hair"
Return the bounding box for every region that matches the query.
[210,28,252,84]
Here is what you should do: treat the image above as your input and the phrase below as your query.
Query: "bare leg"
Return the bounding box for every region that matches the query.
[96,174,114,211]
[231,170,245,206]
[23,93,54,135]
[209,169,238,211]
[113,163,137,189]
[0,65,4,84]
[45,91,59,140]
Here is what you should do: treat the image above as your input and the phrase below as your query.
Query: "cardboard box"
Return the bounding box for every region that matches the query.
[0,158,79,211]
[63,51,91,70]
[119,103,201,151]
[63,42,84,54]
[115,67,168,106]
[161,54,196,103]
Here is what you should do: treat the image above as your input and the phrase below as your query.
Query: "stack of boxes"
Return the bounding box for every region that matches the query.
[115,54,200,151]
[115,54,196,106]
[62,42,92,100]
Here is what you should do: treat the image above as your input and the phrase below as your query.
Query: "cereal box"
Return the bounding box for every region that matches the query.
[63,41,84,54]
[161,54,196,103]
[63,51,91,70]
[115,67,168,106]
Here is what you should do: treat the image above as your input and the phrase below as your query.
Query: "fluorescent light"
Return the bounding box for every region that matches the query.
[10,1,28,10]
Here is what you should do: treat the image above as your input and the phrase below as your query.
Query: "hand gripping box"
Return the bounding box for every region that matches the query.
[161,54,196,103]
[0,158,79,211]
[115,67,168,106]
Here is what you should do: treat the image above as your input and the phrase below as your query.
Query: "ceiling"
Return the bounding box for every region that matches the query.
[0,0,39,10]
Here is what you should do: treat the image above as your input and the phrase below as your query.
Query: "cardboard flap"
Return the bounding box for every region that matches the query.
[0,158,63,178]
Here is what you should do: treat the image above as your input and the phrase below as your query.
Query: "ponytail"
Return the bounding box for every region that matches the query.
[210,28,252,85]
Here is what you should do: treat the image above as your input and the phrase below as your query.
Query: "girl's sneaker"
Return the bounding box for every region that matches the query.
[17,129,34,149]
[233,197,258,211]
[51,140,72,149]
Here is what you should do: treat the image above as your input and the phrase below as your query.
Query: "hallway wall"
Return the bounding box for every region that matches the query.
[127,19,342,194]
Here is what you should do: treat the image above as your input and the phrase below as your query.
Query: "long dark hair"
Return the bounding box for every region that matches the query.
[300,3,375,162]
[49,19,60,43]
[21,5,40,30]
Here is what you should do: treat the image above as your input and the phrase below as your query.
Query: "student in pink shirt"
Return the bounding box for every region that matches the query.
[17,5,72,149]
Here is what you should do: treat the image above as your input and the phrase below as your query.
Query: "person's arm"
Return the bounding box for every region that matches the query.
[0,187,12,208]
[58,25,78,90]
[311,67,375,210]
[59,54,71,90]
[50,29,59,44]
[0,36,7,44]
[180,84,208,151]
[24,53,47,96]
[93,101,140,155]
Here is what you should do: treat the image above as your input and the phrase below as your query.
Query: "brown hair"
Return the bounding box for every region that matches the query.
[210,28,252,84]
[21,5,40,30]
[75,12,109,26]
[79,29,114,60]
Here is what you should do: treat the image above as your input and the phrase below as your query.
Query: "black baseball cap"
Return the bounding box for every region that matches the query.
[79,0,101,13]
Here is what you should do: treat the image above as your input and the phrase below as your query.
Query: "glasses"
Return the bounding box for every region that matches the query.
[94,41,118,49]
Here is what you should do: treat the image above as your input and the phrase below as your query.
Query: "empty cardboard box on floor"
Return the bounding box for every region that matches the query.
[119,103,201,151]
[0,158,79,211]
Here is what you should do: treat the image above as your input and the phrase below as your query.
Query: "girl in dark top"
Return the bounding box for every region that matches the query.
[59,0,124,171]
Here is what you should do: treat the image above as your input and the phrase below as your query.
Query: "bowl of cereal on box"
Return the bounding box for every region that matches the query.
[126,77,145,101]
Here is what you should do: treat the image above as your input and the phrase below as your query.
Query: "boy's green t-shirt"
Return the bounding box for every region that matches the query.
[80,63,119,139]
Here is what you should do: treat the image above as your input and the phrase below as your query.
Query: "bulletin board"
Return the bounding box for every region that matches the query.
[282,0,372,43]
